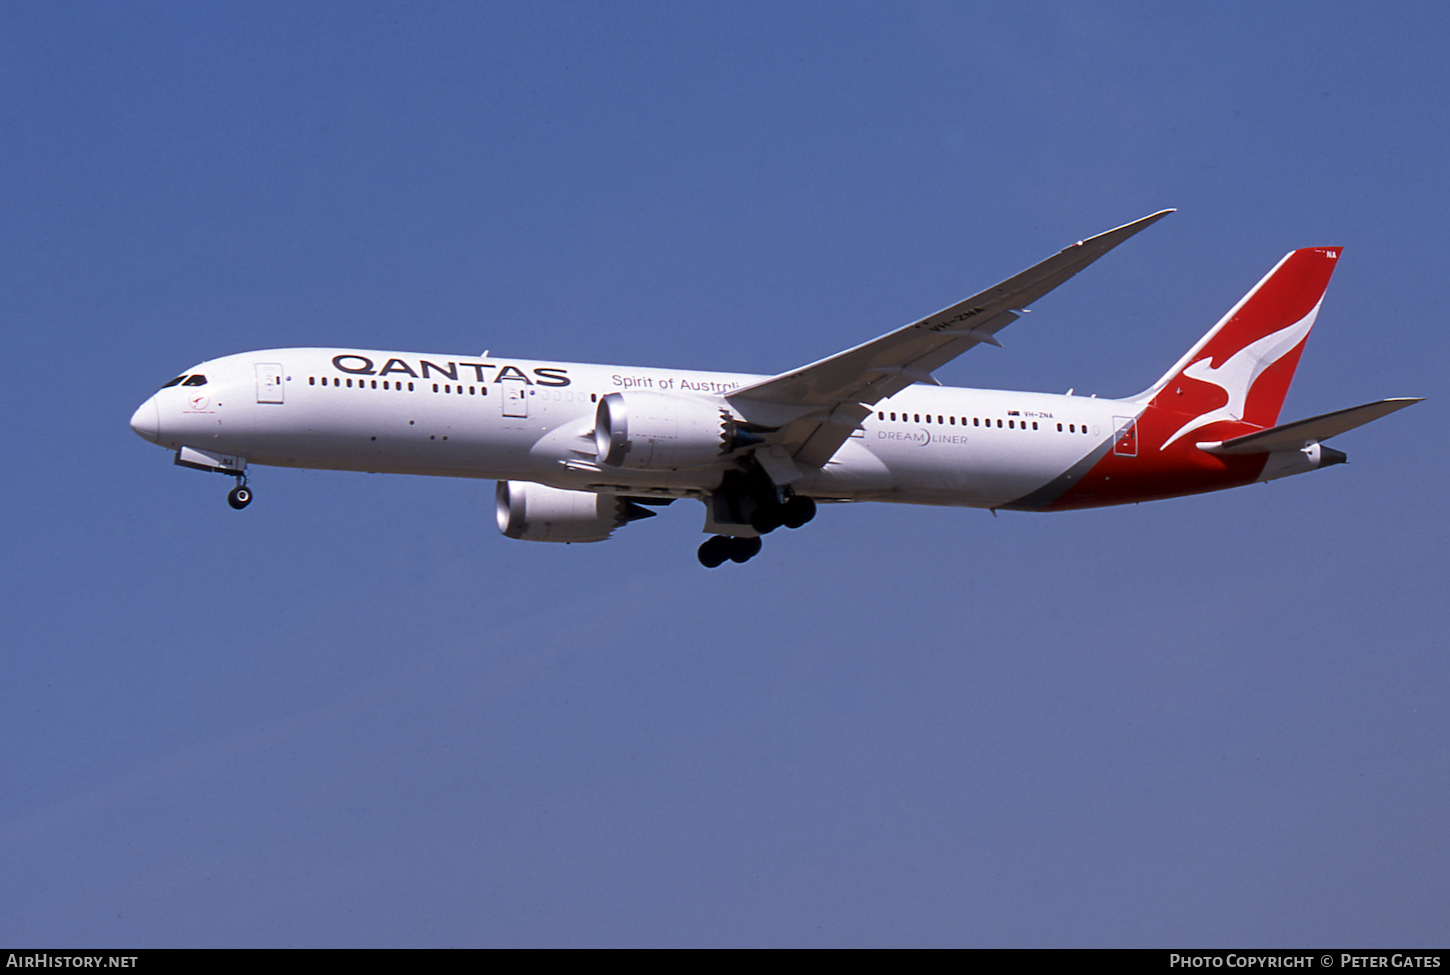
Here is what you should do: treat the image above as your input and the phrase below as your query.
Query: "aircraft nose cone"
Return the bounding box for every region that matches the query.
[130,397,159,444]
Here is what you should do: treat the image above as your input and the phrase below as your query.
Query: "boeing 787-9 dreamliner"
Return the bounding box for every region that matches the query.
[129,211,1419,566]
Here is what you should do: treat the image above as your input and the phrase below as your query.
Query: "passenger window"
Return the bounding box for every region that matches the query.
[996,419,1002,428]
[309,377,315,385]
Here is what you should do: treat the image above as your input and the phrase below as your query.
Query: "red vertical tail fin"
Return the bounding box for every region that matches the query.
[1139,247,1342,450]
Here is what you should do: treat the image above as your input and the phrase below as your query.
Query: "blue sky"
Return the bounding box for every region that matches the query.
[2,2,1444,947]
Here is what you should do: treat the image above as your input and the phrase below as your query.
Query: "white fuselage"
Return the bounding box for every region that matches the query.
[132,347,1124,509]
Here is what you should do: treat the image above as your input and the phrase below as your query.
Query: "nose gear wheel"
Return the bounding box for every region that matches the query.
[227,474,252,510]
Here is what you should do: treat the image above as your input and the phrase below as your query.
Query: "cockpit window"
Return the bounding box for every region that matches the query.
[182,375,208,386]
[160,375,187,389]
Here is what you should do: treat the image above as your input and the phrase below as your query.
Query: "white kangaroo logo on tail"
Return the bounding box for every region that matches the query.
[1160,300,1322,450]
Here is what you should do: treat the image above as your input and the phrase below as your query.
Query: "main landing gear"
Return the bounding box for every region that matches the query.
[697,534,762,567]
[749,495,816,533]
[696,494,817,567]
[227,475,252,510]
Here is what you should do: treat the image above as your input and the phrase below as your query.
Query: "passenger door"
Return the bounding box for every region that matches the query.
[503,385,529,418]
[1112,415,1137,456]
[256,363,285,404]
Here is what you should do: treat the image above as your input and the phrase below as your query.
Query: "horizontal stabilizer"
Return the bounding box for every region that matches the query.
[1199,398,1422,455]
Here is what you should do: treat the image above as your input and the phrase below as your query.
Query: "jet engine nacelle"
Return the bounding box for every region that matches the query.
[495,481,656,543]
[594,391,764,471]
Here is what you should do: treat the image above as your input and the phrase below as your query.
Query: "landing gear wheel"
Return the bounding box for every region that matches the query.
[698,536,730,568]
[749,501,785,534]
[227,485,252,510]
[781,496,816,529]
[728,536,762,563]
[699,535,762,567]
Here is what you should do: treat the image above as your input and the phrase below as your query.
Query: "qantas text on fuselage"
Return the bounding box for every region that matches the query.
[129,211,1419,567]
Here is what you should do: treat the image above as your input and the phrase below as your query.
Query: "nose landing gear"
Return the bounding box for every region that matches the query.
[227,475,252,510]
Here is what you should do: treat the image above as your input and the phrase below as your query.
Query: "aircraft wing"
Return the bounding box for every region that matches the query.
[728,210,1175,471]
